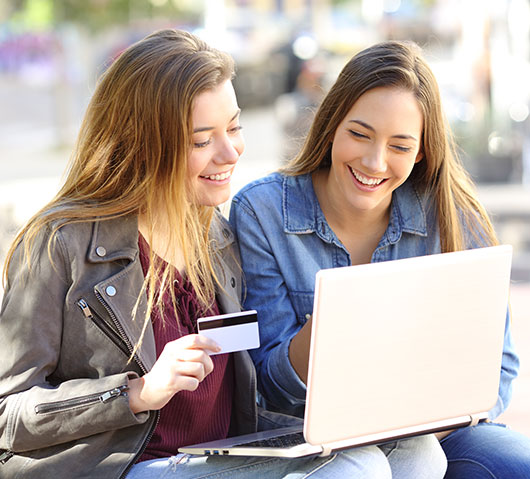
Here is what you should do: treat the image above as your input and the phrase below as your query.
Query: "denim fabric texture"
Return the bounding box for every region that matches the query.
[229,172,519,420]
[440,421,530,478]
[127,434,446,479]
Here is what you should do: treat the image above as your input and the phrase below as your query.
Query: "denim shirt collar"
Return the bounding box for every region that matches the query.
[282,173,428,245]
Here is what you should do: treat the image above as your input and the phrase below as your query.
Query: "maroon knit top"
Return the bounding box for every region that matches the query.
[137,234,234,462]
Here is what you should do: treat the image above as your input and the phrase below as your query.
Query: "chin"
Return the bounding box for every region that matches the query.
[198,194,230,207]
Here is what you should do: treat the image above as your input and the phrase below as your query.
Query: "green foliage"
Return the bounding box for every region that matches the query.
[6,0,201,31]
[54,0,199,30]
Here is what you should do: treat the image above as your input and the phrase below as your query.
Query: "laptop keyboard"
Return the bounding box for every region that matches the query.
[233,431,306,448]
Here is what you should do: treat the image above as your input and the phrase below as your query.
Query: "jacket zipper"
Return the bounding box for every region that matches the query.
[93,291,145,371]
[91,291,160,477]
[0,450,14,465]
[35,385,129,414]
[119,410,160,479]
[77,299,130,357]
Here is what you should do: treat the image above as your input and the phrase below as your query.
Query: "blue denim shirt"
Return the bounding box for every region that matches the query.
[229,172,519,419]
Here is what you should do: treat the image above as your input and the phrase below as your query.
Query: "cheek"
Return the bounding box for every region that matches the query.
[187,152,207,178]
[393,157,418,180]
[331,136,356,166]
[330,138,343,163]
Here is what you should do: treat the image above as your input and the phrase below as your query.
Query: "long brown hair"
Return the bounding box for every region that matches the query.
[3,29,235,350]
[282,40,497,252]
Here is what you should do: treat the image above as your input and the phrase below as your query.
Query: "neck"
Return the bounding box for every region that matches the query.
[312,170,390,264]
[138,212,186,272]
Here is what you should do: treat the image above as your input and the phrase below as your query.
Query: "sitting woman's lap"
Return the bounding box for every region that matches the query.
[126,433,447,479]
[441,421,530,478]
[125,447,389,479]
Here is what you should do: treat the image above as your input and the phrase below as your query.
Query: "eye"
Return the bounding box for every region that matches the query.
[391,145,413,153]
[194,138,212,149]
[348,129,369,139]
[229,125,243,134]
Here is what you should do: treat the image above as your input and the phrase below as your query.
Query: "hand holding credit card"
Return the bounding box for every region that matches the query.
[197,310,260,355]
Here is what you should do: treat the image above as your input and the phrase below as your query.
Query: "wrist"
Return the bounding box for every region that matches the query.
[128,376,149,414]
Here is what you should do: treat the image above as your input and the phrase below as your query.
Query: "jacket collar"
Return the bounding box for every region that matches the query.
[86,210,235,264]
[85,212,237,371]
[88,215,139,263]
[282,173,428,242]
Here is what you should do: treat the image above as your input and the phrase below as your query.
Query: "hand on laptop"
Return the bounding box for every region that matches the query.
[128,334,221,413]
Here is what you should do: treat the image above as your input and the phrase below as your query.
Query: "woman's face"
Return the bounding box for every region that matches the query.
[188,79,244,206]
[328,86,423,217]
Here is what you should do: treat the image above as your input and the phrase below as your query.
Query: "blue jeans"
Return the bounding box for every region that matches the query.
[441,422,530,478]
[126,434,446,479]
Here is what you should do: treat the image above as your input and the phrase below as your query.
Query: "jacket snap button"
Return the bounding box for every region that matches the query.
[230,277,236,288]
[96,246,107,257]
[106,285,117,297]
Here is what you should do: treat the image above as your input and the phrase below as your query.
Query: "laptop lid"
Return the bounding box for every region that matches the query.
[304,245,512,448]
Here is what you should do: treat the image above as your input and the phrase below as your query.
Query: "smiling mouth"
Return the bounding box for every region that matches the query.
[349,167,387,187]
[200,171,232,181]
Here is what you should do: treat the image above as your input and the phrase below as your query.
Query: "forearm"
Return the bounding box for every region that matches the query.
[0,373,147,452]
[490,309,519,419]
[288,317,313,384]
[0,235,147,452]
[254,339,307,416]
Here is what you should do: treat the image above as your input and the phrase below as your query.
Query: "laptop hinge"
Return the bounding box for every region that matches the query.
[319,445,333,457]
[469,413,483,427]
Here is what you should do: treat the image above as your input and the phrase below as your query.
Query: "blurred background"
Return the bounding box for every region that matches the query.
[0,0,529,433]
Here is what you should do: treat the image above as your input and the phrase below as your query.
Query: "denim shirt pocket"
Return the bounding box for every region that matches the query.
[288,291,315,326]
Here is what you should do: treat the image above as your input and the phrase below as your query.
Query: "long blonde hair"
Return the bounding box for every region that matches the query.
[3,29,235,351]
[282,40,497,252]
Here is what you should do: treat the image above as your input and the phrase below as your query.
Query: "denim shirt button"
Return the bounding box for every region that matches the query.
[96,246,107,257]
[305,313,311,321]
[106,285,117,297]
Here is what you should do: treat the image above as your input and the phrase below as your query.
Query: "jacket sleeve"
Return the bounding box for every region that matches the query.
[229,195,307,417]
[489,307,519,419]
[0,231,147,453]
[461,217,520,419]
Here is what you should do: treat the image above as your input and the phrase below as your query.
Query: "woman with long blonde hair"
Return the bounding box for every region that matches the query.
[230,40,530,477]
[0,29,417,479]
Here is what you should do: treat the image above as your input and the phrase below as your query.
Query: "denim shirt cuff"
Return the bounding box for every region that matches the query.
[488,395,504,420]
[268,338,307,406]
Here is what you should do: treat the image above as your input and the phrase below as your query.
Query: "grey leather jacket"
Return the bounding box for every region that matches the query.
[0,213,258,478]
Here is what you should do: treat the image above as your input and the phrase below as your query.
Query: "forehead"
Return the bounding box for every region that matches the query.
[191,80,237,123]
[343,87,423,133]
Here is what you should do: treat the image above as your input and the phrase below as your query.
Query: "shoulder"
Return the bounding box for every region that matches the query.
[43,215,140,269]
[232,172,285,206]
[211,210,235,245]
[231,172,316,212]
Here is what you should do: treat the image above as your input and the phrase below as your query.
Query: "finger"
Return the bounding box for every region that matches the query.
[177,376,200,392]
[176,360,207,381]
[173,347,209,363]
[175,349,215,376]
[171,334,221,353]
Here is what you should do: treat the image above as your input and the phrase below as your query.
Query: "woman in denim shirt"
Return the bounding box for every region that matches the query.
[230,41,530,478]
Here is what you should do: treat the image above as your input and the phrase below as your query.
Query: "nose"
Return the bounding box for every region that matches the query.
[215,134,244,165]
[361,144,387,174]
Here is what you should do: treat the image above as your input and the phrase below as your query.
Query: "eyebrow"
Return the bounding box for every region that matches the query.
[193,109,241,133]
[348,119,419,142]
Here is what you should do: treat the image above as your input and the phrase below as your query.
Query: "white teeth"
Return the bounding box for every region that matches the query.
[202,171,231,181]
[352,169,384,186]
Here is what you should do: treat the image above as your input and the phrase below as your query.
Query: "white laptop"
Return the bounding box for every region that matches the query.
[180,245,512,458]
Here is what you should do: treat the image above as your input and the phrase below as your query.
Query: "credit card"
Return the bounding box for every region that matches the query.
[197,310,260,355]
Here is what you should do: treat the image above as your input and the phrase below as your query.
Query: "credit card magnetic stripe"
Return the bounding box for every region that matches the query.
[198,311,258,330]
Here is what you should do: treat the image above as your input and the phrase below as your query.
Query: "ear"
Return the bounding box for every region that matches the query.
[414,149,424,164]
